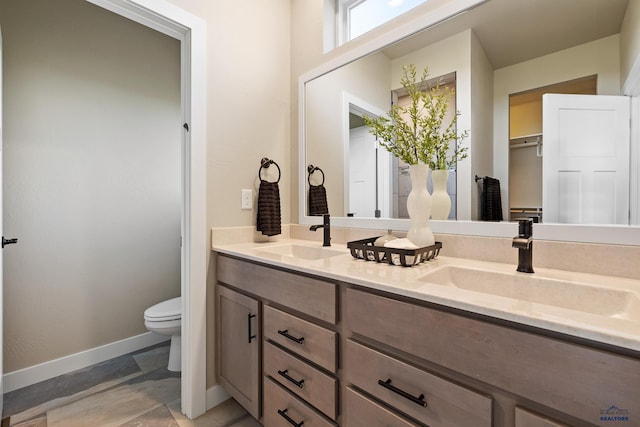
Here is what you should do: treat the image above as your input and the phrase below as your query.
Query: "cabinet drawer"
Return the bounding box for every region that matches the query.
[515,407,570,427]
[264,341,338,419]
[344,387,419,427]
[264,376,335,427]
[264,305,337,372]
[346,288,640,426]
[345,340,492,427]
[217,255,336,323]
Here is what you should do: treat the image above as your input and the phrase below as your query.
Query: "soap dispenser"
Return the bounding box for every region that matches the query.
[374,229,397,246]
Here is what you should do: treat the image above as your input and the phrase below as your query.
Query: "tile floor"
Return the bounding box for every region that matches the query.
[3,341,260,427]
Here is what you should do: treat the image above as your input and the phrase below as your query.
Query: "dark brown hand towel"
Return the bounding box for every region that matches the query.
[257,180,281,236]
[480,177,503,221]
[308,184,329,216]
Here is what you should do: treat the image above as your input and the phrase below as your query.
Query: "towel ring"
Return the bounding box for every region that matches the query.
[307,164,325,186]
[259,157,281,183]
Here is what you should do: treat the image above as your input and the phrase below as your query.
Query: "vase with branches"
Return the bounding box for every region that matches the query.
[364,63,468,232]
[363,64,468,168]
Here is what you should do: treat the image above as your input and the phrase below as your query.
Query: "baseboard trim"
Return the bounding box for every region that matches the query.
[3,332,168,393]
[206,384,231,410]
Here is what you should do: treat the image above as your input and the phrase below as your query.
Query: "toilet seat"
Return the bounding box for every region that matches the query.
[143,296,182,372]
[144,296,181,322]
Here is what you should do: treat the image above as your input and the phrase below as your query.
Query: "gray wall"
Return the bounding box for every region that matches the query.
[0,0,181,373]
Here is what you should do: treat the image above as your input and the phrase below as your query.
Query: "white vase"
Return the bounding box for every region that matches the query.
[406,164,435,247]
[431,169,451,220]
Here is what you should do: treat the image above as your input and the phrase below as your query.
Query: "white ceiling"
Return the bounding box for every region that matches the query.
[382,0,630,69]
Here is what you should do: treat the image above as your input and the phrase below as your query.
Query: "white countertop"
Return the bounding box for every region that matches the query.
[213,239,640,353]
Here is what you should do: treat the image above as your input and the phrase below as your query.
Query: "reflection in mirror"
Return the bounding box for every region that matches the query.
[303,0,638,229]
[508,76,598,223]
[307,164,329,216]
[345,96,391,218]
[342,75,460,221]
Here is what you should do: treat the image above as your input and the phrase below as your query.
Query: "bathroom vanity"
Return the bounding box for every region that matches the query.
[214,240,640,427]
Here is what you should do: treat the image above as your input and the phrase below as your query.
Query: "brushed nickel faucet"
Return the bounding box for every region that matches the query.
[310,214,331,247]
[513,218,534,273]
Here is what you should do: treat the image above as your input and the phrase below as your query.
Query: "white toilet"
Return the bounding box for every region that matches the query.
[144,296,182,372]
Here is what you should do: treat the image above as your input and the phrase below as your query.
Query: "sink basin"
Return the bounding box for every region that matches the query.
[419,265,640,320]
[254,244,346,260]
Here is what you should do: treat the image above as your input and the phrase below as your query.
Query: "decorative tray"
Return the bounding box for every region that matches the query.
[347,237,442,267]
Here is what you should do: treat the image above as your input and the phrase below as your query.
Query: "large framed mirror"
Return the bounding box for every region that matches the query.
[299,0,640,245]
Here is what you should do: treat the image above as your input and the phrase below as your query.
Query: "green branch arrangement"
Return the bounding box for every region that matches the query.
[364,64,468,170]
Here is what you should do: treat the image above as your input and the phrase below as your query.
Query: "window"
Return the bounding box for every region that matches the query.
[330,0,430,49]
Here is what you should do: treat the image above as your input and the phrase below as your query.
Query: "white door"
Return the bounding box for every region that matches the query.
[543,94,630,224]
[349,126,377,217]
[347,126,392,218]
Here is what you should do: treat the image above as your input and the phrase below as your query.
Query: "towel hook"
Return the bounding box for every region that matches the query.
[259,157,281,183]
[307,164,325,186]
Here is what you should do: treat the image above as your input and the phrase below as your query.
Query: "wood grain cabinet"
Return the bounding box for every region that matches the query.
[345,339,492,427]
[264,377,336,427]
[217,254,338,424]
[217,285,260,419]
[345,287,640,427]
[264,341,338,419]
[217,254,640,427]
[344,387,420,427]
[515,407,570,427]
[264,305,337,372]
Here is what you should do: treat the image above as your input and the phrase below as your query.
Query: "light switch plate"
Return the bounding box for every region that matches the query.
[241,189,252,210]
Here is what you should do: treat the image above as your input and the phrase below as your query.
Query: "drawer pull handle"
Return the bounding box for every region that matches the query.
[277,369,305,388]
[378,378,428,407]
[277,408,304,427]
[247,314,256,343]
[277,329,305,344]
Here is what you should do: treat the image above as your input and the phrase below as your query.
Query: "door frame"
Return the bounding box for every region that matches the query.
[342,92,390,217]
[86,0,207,419]
[1,24,4,418]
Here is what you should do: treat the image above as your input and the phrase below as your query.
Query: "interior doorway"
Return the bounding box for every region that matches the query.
[83,0,207,419]
[343,94,391,218]
[0,0,207,419]
[508,75,598,223]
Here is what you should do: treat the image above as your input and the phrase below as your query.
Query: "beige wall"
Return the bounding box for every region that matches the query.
[155,0,292,230]
[305,52,390,216]
[510,101,542,138]
[469,31,493,220]
[621,0,640,87]
[156,0,292,388]
[0,0,181,372]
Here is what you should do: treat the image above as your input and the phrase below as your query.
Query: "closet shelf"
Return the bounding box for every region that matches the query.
[510,132,542,140]
[509,133,542,149]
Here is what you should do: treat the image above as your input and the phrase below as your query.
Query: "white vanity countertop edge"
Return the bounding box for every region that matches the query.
[212,239,640,353]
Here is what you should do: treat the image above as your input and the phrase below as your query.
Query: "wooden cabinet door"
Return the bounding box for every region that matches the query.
[515,407,570,427]
[218,285,260,419]
[344,387,420,427]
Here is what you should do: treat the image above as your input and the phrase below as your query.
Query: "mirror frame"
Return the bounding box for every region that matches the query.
[299,0,640,246]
